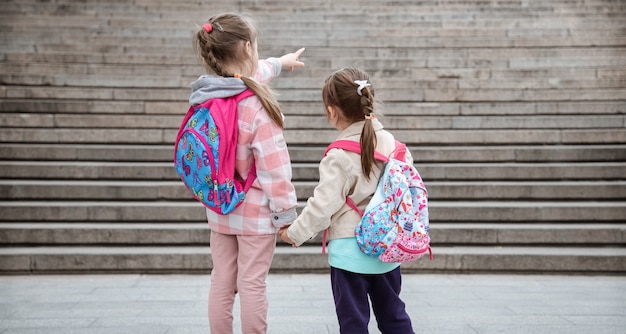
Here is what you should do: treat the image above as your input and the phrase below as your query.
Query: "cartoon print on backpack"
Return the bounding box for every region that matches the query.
[199,119,209,136]
[185,143,194,162]
[180,160,190,176]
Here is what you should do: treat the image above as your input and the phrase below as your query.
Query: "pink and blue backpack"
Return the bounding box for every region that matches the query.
[174,90,256,215]
[325,140,432,263]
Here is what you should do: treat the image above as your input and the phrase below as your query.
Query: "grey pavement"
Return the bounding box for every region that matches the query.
[0,273,624,334]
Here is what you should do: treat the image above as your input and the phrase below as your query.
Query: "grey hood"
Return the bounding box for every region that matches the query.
[189,75,248,105]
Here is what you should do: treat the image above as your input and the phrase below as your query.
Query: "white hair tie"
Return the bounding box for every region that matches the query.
[354,80,371,96]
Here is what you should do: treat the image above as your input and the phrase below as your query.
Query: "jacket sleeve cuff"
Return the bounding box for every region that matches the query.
[286,225,317,247]
[270,207,297,228]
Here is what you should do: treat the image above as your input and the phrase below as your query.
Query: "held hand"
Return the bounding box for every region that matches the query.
[279,47,305,72]
[278,227,297,247]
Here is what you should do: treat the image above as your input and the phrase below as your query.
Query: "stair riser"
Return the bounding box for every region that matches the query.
[0,252,623,274]
[0,203,623,222]
[2,163,624,181]
[2,128,625,145]
[0,228,211,245]
[2,144,625,163]
[3,100,624,117]
[2,227,623,246]
[3,113,624,130]
[1,182,625,200]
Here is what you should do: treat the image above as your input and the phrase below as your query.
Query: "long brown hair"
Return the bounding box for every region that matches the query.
[322,68,378,180]
[194,13,284,129]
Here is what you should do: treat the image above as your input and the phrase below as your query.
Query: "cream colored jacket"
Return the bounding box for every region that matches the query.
[286,118,414,246]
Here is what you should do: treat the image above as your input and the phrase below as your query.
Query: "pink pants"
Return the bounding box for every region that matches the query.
[208,231,276,334]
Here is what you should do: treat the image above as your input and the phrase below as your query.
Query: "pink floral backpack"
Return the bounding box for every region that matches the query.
[324,140,432,263]
[174,90,255,214]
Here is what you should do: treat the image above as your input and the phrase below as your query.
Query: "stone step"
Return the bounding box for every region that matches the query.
[0,222,211,245]
[2,144,624,163]
[4,85,626,103]
[0,85,626,103]
[1,222,623,246]
[4,50,625,82]
[3,10,618,32]
[3,128,625,145]
[9,24,617,51]
[2,99,624,117]
[1,180,624,201]
[0,201,623,222]
[0,222,626,247]
[3,46,624,68]
[4,19,624,40]
[433,223,626,246]
[1,161,624,181]
[1,51,197,67]
[0,83,626,102]
[421,162,626,181]
[2,0,612,11]
[4,0,619,9]
[3,72,624,93]
[0,73,185,89]
[1,3,619,35]
[3,113,623,130]
[3,50,626,74]
[4,73,625,91]
[21,35,622,53]
[1,245,624,274]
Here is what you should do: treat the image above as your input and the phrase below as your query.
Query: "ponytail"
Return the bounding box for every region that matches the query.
[358,84,377,180]
[360,119,377,180]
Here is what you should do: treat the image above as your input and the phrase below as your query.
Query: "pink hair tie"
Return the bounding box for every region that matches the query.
[364,113,375,120]
[202,23,213,33]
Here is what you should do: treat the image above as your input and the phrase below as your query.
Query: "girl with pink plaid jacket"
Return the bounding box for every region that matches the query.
[191,13,304,334]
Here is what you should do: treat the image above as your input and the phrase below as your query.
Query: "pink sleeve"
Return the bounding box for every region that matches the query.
[254,58,281,84]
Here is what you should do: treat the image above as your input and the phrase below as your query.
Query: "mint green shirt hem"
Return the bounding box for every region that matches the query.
[328,237,400,274]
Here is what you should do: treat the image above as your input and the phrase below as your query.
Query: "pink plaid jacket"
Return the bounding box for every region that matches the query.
[205,59,298,235]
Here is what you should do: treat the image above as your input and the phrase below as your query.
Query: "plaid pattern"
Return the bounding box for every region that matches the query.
[206,59,298,235]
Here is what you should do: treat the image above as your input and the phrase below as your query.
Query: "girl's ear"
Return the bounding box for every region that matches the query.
[244,40,252,56]
[326,105,337,118]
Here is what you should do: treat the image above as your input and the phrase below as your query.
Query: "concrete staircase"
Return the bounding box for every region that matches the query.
[0,0,625,274]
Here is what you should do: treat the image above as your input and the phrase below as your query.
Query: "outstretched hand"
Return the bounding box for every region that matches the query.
[279,47,305,72]
[278,227,297,247]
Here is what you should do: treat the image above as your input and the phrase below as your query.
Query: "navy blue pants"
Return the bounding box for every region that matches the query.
[330,267,415,334]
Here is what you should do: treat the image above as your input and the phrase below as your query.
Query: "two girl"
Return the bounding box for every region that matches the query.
[193,11,413,334]
[191,13,304,334]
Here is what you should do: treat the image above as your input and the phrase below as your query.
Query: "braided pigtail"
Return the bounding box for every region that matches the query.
[358,84,377,180]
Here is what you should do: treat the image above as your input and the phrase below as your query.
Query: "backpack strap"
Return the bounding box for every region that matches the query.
[235,89,255,102]
[392,140,407,161]
[324,139,408,214]
[321,139,406,254]
[325,140,389,162]
[233,90,257,191]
